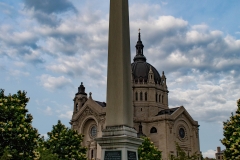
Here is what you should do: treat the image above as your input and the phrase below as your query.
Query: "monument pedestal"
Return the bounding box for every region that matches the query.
[95,125,142,160]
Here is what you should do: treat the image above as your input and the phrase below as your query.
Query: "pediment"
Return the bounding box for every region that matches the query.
[71,98,106,122]
[170,106,198,126]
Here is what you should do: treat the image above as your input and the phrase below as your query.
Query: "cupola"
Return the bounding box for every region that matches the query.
[76,82,87,95]
[131,31,162,84]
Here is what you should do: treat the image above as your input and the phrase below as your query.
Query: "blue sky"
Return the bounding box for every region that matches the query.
[1,0,240,158]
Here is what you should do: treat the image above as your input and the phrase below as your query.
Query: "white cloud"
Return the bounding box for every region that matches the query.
[46,57,85,77]
[46,49,107,79]
[192,24,209,31]
[36,101,57,116]
[43,106,52,115]
[24,49,44,63]
[59,110,73,119]
[39,74,72,91]
[186,30,222,44]
[9,69,29,77]
[0,30,38,47]
[202,149,216,158]
[166,51,189,65]
[168,72,239,123]
[130,15,188,40]
[14,61,26,67]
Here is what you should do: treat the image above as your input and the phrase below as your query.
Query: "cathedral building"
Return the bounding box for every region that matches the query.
[70,32,201,160]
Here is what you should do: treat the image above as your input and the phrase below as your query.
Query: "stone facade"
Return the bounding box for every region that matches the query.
[70,34,201,160]
[215,147,224,160]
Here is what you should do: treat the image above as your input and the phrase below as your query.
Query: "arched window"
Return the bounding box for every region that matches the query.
[156,94,158,102]
[135,92,138,101]
[145,92,147,101]
[150,127,157,133]
[162,95,164,103]
[140,92,143,101]
[76,103,79,111]
[159,95,161,102]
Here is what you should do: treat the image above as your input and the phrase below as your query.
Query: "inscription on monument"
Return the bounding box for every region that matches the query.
[104,151,121,160]
[127,151,137,160]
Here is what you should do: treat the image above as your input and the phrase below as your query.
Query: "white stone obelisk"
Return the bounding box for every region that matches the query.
[95,0,142,159]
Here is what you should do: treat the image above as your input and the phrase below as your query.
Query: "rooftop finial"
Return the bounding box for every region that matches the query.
[138,28,141,41]
[89,92,92,99]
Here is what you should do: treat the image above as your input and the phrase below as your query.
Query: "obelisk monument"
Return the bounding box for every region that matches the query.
[96,0,142,159]
[106,0,133,127]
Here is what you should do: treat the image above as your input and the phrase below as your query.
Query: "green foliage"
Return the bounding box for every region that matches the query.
[170,142,199,160]
[0,89,40,160]
[0,148,11,160]
[37,136,59,160]
[38,148,59,160]
[138,137,162,160]
[221,99,240,160]
[44,120,87,160]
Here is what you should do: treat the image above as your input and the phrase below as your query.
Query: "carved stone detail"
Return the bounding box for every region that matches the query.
[167,121,174,134]
[192,126,199,138]
[77,106,101,129]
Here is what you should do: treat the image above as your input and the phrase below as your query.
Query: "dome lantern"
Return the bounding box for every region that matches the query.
[133,29,146,62]
[131,32,162,84]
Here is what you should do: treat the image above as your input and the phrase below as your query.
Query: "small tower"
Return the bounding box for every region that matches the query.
[73,82,87,113]
[161,71,167,87]
[148,66,155,84]
[161,71,168,106]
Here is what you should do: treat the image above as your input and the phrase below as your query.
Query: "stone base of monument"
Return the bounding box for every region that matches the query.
[95,125,143,160]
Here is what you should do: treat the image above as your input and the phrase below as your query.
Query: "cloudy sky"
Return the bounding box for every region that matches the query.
[0,0,240,158]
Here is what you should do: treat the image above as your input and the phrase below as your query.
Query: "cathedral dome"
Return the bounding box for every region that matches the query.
[131,32,161,84]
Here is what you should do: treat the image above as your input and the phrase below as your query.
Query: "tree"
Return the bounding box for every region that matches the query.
[37,137,59,160]
[44,120,87,160]
[138,137,162,160]
[0,148,11,160]
[0,89,40,160]
[170,142,199,160]
[221,99,240,160]
[38,148,59,160]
